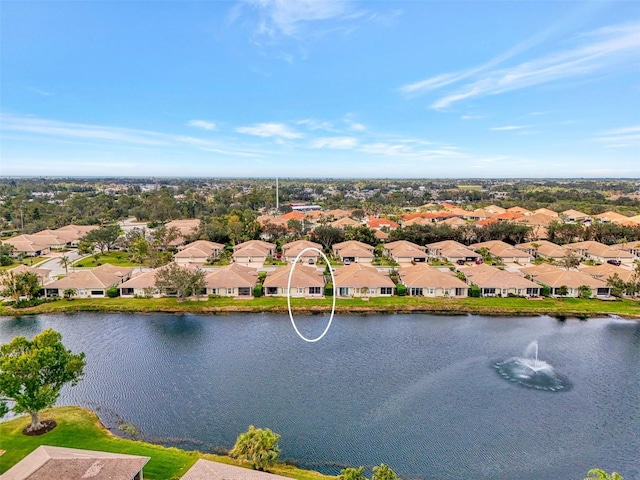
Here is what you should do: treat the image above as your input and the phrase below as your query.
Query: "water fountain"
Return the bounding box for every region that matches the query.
[494,340,568,391]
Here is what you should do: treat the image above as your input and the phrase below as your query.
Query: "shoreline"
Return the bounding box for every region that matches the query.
[1,296,639,319]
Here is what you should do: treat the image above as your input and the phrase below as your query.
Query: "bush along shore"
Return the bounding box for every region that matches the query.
[1,296,639,319]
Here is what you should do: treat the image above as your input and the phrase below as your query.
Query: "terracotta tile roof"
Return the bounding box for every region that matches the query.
[533,270,608,289]
[427,240,479,260]
[175,240,224,259]
[470,240,532,259]
[565,241,635,260]
[534,208,559,217]
[459,264,540,289]
[506,206,532,215]
[475,218,498,227]
[492,211,524,221]
[330,217,361,229]
[233,240,276,254]
[279,211,307,221]
[579,264,636,283]
[367,217,399,229]
[516,240,568,258]
[484,205,507,214]
[333,240,374,253]
[282,240,323,258]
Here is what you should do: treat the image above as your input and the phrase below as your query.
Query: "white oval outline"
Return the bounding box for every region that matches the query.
[286,247,336,343]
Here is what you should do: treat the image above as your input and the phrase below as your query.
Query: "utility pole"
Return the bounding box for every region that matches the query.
[276,177,279,212]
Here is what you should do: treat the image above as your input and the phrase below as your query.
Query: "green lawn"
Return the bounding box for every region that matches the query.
[73,251,138,268]
[1,295,639,318]
[0,256,47,272]
[0,407,332,480]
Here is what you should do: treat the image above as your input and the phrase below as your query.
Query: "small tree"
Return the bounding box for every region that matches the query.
[59,255,71,274]
[584,469,623,480]
[63,288,77,300]
[155,264,205,301]
[396,283,407,296]
[230,425,280,471]
[578,284,592,299]
[559,249,580,270]
[0,329,86,432]
[1,271,41,301]
[372,464,400,480]
[557,285,569,299]
[81,225,122,254]
[339,467,367,480]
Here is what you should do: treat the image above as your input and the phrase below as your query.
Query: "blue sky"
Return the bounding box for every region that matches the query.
[1,0,639,178]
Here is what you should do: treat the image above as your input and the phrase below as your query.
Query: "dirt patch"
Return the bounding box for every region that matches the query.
[22,419,57,436]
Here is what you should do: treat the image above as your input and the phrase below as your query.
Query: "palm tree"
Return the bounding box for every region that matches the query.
[585,468,624,480]
[59,255,71,274]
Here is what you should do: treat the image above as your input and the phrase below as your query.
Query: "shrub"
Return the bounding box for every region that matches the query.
[253,284,263,298]
[469,285,481,297]
[541,285,551,297]
[106,285,120,298]
[0,256,12,266]
[324,284,333,296]
[396,283,407,296]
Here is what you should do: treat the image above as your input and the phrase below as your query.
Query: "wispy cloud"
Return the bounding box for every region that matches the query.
[28,87,53,97]
[240,0,358,37]
[311,136,357,149]
[400,21,640,109]
[596,125,640,148]
[236,122,303,139]
[490,125,525,131]
[461,115,485,120]
[187,119,217,131]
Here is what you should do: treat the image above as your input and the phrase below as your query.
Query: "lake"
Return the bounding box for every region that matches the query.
[1,313,638,480]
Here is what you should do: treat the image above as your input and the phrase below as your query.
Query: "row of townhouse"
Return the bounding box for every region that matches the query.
[2,225,98,256]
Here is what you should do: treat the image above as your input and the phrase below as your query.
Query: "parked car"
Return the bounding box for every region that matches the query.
[456,260,465,265]
[309,258,315,265]
[607,259,622,266]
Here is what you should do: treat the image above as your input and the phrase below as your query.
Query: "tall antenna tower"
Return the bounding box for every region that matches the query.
[276,177,279,212]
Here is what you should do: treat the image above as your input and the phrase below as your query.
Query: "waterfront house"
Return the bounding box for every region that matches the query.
[8,264,52,285]
[399,264,468,297]
[204,264,258,297]
[578,263,637,284]
[532,269,610,298]
[263,265,325,297]
[1,445,149,480]
[182,459,294,480]
[459,264,540,297]
[333,263,395,298]
[174,240,224,266]
[119,268,162,297]
[332,240,375,264]
[45,263,133,298]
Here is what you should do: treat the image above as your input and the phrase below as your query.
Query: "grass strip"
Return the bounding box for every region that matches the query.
[0,406,332,480]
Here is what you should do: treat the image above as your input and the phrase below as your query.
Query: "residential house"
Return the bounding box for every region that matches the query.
[515,240,568,262]
[282,239,323,264]
[399,264,468,297]
[594,211,631,224]
[518,264,565,279]
[514,213,557,240]
[459,264,541,297]
[426,240,480,264]
[326,208,352,220]
[383,240,427,263]
[332,240,375,264]
[564,241,636,265]
[182,459,294,480]
[8,264,52,286]
[330,217,361,229]
[54,224,98,246]
[441,216,467,228]
[204,264,258,297]
[484,205,507,214]
[470,240,533,263]
[333,263,395,298]
[232,240,276,265]
[45,263,133,298]
[533,207,559,217]
[367,217,399,231]
[2,445,149,480]
[165,219,201,246]
[561,209,590,223]
[119,268,162,297]
[506,206,532,215]
[26,230,72,250]
[174,240,224,266]
[263,265,324,297]
[619,240,640,258]
[579,263,637,284]
[374,230,389,241]
[532,269,610,298]
[2,235,51,257]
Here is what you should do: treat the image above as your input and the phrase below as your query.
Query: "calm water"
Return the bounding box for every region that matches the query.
[1,313,639,480]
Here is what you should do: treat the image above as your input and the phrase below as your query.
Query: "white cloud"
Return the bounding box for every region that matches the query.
[490,125,525,131]
[596,125,640,147]
[187,120,217,131]
[400,21,640,109]
[243,0,353,36]
[311,137,357,149]
[236,122,303,139]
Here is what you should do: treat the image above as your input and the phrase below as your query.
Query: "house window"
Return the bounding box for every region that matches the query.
[297,287,304,294]
[309,287,321,295]
[238,287,251,296]
[526,288,537,296]
[428,288,435,295]
[411,288,423,296]
[339,287,349,296]
[266,287,278,295]
[484,288,496,296]
[210,288,217,294]
[380,287,392,295]
[90,290,103,296]
[455,288,466,296]
[226,288,234,295]
[597,288,609,296]
[122,288,134,296]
